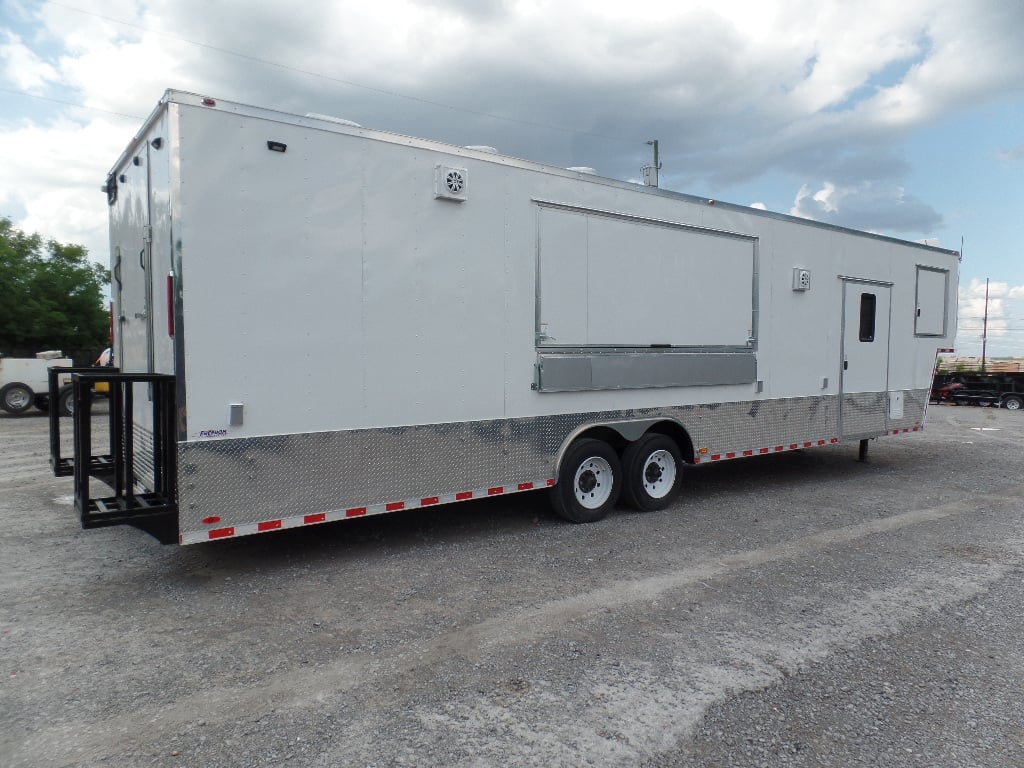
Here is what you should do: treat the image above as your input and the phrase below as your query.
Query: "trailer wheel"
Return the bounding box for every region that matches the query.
[551,438,621,523]
[34,395,50,412]
[0,382,34,414]
[1004,395,1023,411]
[57,386,74,417]
[621,434,684,512]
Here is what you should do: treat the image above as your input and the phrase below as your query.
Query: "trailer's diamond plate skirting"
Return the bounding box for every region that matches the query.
[177,390,927,534]
[840,391,887,437]
[133,425,156,490]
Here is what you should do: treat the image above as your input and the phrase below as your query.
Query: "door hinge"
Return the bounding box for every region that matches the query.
[143,226,153,244]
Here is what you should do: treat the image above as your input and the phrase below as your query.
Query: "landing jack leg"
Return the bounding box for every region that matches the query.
[858,438,869,462]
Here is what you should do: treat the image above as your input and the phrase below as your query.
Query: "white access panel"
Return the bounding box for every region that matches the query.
[914,266,949,336]
[538,207,755,348]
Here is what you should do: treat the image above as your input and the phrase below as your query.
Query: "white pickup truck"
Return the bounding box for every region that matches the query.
[0,352,74,415]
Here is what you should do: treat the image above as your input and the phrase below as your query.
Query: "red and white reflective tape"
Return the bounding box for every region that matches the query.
[694,437,839,464]
[180,477,556,544]
[692,426,923,465]
[883,426,922,435]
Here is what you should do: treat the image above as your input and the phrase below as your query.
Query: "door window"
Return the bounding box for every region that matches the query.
[858,293,876,342]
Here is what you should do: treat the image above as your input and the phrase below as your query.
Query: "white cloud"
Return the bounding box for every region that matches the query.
[998,144,1024,162]
[790,180,942,233]
[0,0,1021,263]
[956,279,1024,357]
[0,115,134,260]
[0,30,59,90]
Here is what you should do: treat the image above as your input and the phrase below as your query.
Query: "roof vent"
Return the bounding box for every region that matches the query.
[305,113,362,128]
[435,164,468,202]
[567,166,597,175]
[464,145,498,154]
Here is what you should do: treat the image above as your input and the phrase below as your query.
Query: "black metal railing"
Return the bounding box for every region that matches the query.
[49,368,179,543]
[48,366,118,477]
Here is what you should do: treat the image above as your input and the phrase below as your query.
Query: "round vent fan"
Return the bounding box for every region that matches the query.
[434,164,468,201]
[445,169,465,194]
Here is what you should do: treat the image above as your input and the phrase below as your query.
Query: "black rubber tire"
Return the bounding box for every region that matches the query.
[1004,395,1023,411]
[34,395,50,412]
[551,438,621,523]
[58,386,74,417]
[0,382,34,414]
[621,433,684,512]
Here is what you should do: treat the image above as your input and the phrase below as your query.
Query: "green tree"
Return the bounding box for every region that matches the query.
[0,217,110,363]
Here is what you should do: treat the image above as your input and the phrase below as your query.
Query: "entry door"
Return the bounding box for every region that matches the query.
[113,145,155,378]
[840,280,891,437]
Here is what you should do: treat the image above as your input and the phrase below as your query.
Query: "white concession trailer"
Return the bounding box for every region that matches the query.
[50,90,959,544]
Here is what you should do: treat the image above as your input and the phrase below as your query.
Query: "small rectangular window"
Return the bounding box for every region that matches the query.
[859,293,876,342]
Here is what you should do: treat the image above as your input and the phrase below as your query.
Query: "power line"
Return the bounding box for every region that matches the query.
[45,1,634,144]
[0,86,144,120]
[960,316,1024,321]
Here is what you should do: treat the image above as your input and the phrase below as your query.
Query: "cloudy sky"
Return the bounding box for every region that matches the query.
[2,0,1022,355]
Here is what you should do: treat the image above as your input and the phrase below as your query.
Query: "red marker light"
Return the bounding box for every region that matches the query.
[202,98,216,106]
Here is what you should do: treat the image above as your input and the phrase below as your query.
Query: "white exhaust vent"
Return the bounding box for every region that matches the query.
[435,164,468,202]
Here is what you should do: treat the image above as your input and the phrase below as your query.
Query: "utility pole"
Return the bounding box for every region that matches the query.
[981,277,989,372]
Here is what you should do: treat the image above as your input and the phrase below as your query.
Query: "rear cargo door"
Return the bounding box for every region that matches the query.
[840,279,891,437]
[113,126,175,376]
[109,109,175,477]
[111,147,155,379]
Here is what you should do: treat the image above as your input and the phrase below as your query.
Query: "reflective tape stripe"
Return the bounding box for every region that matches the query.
[181,476,556,544]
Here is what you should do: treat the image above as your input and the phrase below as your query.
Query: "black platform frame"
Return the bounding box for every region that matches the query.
[48,368,178,543]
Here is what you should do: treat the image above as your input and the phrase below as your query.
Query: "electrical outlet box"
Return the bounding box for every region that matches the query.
[793,268,811,291]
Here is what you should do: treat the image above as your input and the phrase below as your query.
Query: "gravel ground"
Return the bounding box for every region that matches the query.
[1,403,1022,767]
